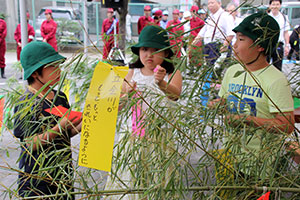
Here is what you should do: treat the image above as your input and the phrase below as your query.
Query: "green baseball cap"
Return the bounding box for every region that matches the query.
[20,41,66,80]
[131,25,173,57]
[233,12,279,55]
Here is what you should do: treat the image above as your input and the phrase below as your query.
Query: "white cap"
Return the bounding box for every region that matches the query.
[198,9,205,14]
[152,7,159,15]
[179,9,184,13]
[163,10,169,16]
[183,11,191,18]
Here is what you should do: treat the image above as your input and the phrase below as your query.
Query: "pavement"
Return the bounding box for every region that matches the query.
[0,50,299,199]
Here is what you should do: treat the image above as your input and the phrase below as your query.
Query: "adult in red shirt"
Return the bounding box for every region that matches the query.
[190,6,205,38]
[101,8,119,60]
[153,9,162,26]
[166,9,184,57]
[137,5,153,34]
[189,5,205,69]
[14,13,35,61]
[41,9,57,51]
[0,18,7,79]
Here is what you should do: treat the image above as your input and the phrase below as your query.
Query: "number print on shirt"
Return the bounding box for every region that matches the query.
[227,95,257,116]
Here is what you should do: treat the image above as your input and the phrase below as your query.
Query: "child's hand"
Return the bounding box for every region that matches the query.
[59,116,80,131]
[154,65,166,84]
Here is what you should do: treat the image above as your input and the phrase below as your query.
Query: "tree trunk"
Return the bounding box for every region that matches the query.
[117,0,129,56]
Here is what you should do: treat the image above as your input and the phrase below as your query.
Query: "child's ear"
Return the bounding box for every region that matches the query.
[257,46,265,53]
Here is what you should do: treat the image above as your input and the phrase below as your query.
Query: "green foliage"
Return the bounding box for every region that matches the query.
[0,13,6,20]
[1,3,300,199]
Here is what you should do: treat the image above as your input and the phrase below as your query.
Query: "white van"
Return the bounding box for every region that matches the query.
[281,2,300,29]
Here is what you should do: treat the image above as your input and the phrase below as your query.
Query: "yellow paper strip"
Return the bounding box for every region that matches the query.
[79,62,128,172]
[62,79,70,101]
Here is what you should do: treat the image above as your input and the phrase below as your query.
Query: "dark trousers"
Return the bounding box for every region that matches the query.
[287,39,300,61]
[203,42,221,66]
[199,43,221,107]
[267,42,284,71]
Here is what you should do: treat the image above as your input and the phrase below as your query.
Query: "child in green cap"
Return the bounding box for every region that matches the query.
[14,41,81,198]
[104,25,182,199]
[124,25,182,100]
[210,12,295,185]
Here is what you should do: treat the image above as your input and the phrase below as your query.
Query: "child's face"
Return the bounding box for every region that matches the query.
[36,64,61,86]
[233,32,263,64]
[139,47,166,71]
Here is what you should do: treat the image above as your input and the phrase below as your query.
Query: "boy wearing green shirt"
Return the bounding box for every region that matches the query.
[214,12,294,177]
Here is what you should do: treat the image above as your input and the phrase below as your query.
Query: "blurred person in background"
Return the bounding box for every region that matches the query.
[287,25,300,62]
[193,0,234,67]
[179,9,184,21]
[225,3,243,58]
[188,5,205,74]
[198,9,207,21]
[183,11,191,36]
[267,0,290,71]
[153,9,163,26]
[0,15,7,79]
[190,6,205,40]
[160,10,169,29]
[138,5,153,34]
[167,9,185,58]
[126,13,132,42]
[101,8,119,60]
[192,0,234,106]
[14,12,35,61]
[41,9,57,51]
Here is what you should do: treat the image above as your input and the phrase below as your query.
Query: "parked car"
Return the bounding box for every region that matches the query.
[35,7,83,44]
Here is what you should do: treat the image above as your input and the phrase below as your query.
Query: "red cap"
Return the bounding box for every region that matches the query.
[144,5,151,11]
[26,12,30,18]
[190,5,199,12]
[45,9,52,14]
[107,8,114,13]
[173,9,180,14]
[154,9,163,17]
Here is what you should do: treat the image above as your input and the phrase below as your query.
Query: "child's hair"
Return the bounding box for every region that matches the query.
[129,50,175,74]
[27,66,45,85]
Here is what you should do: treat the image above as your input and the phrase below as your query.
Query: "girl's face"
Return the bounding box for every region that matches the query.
[233,32,263,64]
[36,65,61,86]
[139,47,167,71]
[45,13,52,21]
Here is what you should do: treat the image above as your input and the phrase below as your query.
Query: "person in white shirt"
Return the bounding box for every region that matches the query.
[226,3,243,58]
[192,0,235,66]
[268,0,290,71]
[160,10,169,29]
[192,0,235,106]
[179,9,184,21]
[126,14,132,41]
[183,11,191,35]
[226,3,243,45]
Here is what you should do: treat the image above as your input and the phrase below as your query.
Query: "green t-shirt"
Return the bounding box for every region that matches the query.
[218,64,294,175]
